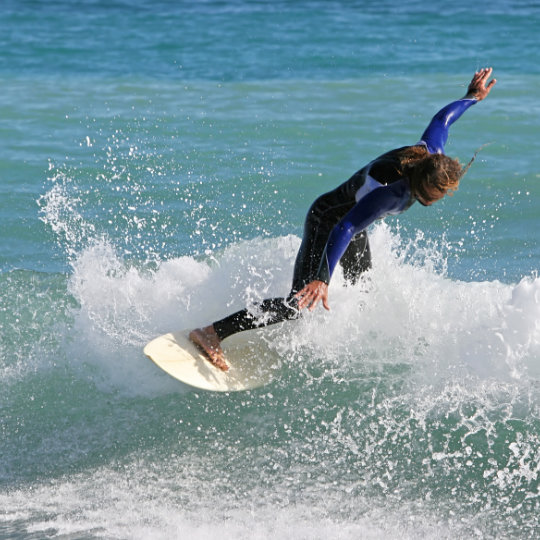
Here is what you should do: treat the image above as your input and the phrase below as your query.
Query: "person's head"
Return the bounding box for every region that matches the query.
[409,153,463,206]
[403,149,464,206]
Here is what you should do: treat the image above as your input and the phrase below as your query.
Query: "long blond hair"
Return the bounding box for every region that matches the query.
[398,145,480,200]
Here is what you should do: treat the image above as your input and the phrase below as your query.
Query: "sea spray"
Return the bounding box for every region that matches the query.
[42,173,540,407]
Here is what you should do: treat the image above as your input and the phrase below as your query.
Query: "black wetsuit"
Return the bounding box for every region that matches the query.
[213,97,478,340]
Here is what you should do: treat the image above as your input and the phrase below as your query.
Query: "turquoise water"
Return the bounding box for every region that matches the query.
[1,1,540,538]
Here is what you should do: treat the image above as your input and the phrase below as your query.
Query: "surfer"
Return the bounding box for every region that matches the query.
[190,68,497,371]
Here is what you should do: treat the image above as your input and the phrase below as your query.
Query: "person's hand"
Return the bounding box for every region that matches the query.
[465,67,496,101]
[295,280,330,311]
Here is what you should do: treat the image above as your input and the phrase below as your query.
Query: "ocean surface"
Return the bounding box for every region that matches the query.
[1,1,540,538]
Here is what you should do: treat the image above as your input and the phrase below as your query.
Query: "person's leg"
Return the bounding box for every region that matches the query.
[339,230,371,285]
[190,195,342,369]
[212,197,334,341]
[190,294,300,370]
[213,295,299,341]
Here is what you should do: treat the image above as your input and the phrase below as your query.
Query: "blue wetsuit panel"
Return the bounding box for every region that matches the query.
[420,98,477,154]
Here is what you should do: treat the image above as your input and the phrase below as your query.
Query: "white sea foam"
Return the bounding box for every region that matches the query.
[0,460,483,540]
[53,215,540,399]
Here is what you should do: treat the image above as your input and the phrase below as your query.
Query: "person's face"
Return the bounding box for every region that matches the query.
[415,184,448,206]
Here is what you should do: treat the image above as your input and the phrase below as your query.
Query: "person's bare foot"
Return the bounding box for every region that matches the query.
[189,325,229,372]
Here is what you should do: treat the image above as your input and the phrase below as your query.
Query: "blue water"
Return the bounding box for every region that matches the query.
[1,1,540,538]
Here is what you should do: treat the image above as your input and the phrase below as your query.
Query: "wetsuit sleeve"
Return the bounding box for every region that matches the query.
[420,98,477,154]
[315,185,405,284]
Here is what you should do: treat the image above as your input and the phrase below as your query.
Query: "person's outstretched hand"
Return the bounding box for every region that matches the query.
[466,67,497,101]
[295,280,330,312]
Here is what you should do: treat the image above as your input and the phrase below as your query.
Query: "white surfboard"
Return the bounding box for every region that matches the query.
[144,329,281,392]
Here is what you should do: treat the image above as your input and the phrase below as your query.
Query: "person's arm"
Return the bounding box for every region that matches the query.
[295,182,408,311]
[420,99,477,154]
[420,68,496,154]
[296,69,496,312]
[316,185,405,284]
